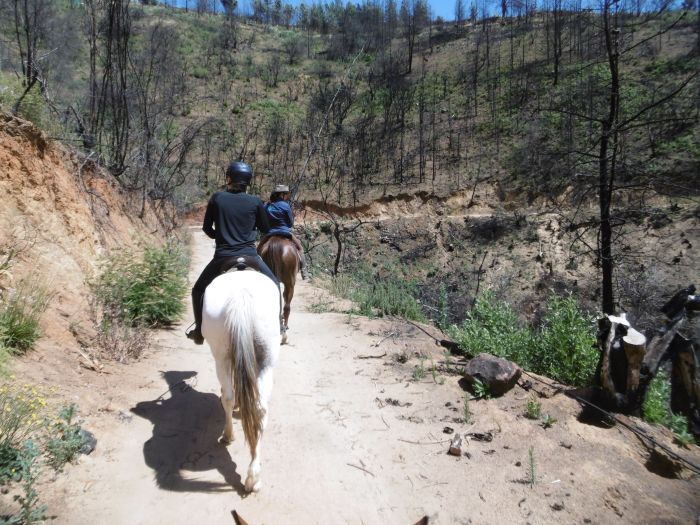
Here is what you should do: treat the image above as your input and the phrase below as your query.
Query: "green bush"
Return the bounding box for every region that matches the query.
[1,440,47,524]
[644,369,672,424]
[447,292,534,366]
[644,369,696,446]
[447,292,597,387]
[0,382,46,484]
[0,281,50,355]
[91,241,189,327]
[533,295,598,387]
[45,404,86,471]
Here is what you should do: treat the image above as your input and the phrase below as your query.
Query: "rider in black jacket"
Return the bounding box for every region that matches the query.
[186,162,279,345]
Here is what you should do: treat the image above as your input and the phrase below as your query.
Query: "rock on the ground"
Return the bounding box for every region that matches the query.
[463,353,522,396]
[79,429,97,455]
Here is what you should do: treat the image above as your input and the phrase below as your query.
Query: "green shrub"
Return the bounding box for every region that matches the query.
[533,295,597,387]
[1,440,47,525]
[643,369,671,424]
[447,292,534,366]
[0,382,46,484]
[644,369,696,447]
[91,241,189,327]
[448,292,597,387]
[0,281,50,355]
[45,404,86,471]
[525,396,541,419]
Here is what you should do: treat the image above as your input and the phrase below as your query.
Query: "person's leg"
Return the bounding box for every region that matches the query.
[257,233,272,255]
[255,255,279,288]
[188,258,228,343]
[290,233,309,279]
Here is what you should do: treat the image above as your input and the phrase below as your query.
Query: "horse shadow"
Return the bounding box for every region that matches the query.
[130,370,246,495]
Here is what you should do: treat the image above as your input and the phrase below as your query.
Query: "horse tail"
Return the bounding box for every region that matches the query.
[225,290,263,453]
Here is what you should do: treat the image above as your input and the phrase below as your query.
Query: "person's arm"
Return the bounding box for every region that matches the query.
[256,200,271,234]
[202,195,216,239]
[284,201,295,227]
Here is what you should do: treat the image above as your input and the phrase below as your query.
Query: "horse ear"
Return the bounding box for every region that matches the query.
[232,511,252,525]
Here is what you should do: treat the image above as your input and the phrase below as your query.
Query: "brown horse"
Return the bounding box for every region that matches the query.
[258,236,299,344]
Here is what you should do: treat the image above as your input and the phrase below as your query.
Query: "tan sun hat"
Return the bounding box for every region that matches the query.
[273,184,290,193]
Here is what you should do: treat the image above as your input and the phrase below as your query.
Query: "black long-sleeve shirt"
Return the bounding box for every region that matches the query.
[202,190,270,257]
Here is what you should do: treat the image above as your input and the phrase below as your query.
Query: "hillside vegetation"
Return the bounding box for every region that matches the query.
[0,1,698,326]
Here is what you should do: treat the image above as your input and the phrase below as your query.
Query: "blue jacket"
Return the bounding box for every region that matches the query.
[265,200,294,236]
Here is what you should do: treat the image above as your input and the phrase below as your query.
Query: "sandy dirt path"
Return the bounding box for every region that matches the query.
[39,228,700,525]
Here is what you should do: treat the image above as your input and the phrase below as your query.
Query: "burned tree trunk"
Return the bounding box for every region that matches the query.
[594,286,700,436]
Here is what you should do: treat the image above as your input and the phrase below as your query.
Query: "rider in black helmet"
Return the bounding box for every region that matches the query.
[186,161,279,345]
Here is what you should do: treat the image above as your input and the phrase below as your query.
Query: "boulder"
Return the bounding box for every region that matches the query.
[463,353,522,396]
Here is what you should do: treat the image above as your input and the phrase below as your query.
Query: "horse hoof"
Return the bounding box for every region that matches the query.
[218,434,233,445]
[245,475,262,493]
[281,332,288,345]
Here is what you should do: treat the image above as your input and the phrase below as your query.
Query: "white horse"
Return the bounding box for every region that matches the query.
[202,270,280,492]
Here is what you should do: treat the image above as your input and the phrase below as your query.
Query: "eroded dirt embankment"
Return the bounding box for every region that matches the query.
[0,114,163,382]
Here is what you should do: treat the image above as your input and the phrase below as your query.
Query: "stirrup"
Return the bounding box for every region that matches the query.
[186,326,204,345]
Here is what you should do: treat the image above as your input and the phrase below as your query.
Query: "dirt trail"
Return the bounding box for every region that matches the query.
[40,228,700,525]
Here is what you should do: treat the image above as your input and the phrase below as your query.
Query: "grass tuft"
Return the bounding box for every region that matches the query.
[0,280,50,355]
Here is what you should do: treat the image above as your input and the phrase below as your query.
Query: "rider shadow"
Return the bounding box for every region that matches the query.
[131,370,246,495]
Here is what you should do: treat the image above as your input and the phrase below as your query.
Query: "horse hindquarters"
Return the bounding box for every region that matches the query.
[202,272,280,492]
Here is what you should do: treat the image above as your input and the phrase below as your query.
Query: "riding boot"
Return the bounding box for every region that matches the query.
[186,325,204,345]
[299,254,310,280]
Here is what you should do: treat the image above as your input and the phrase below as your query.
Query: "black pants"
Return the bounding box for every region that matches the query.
[191,251,280,330]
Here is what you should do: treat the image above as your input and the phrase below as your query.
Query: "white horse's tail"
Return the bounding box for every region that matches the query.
[225,290,264,454]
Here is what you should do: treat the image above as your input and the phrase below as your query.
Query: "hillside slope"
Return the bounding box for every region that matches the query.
[0,113,164,381]
[31,229,700,524]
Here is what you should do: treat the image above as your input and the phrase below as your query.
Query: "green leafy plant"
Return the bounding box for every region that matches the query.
[0,281,51,355]
[533,295,597,387]
[541,414,557,429]
[1,440,48,525]
[448,293,596,387]
[447,292,534,367]
[430,361,440,383]
[471,378,491,399]
[0,383,46,484]
[91,241,189,327]
[670,415,695,448]
[525,396,541,419]
[412,358,426,380]
[45,404,87,471]
[528,446,537,488]
[463,394,472,423]
[644,370,697,447]
[644,369,672,424]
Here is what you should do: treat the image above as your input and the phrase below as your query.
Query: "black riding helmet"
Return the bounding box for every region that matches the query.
[225,161,253,186]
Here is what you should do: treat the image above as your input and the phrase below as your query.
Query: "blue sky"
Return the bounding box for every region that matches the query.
[164,0,465,24]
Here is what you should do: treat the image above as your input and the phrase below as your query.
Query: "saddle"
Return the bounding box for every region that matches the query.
[223,256,266,274]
